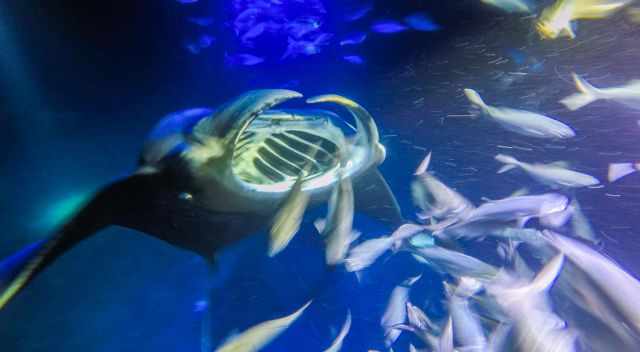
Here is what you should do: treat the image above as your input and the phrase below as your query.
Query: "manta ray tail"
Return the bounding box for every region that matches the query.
[0,175,148,309]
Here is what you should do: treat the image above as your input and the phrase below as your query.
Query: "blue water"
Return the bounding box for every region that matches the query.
[1,0,640,351]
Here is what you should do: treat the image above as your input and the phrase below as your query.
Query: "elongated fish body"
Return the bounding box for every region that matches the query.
[446,278,487,351]
[407,245,499,281]
[537,0,632,39]
[439,193,569,233]
[561,73,640,111]
[0,90,403,310]
[495,154,600,189]
[464,89,575,139]
[412,152,475,225]
[544,230,640,337]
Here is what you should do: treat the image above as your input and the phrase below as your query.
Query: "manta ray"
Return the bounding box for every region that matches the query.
[0,89,402,310]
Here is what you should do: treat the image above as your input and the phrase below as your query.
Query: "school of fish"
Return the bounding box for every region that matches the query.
[212,0,640,350]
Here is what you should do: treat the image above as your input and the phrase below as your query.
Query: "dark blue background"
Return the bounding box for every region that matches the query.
[1,0,639,351]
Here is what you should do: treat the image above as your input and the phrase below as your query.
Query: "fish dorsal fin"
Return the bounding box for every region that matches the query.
[415,152,432,175]
[352,169,404,227]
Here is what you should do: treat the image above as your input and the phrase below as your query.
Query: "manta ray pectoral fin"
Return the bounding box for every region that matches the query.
[353,169,404,227]
[191,89,303,148]
[0,175,136,309]
[306,94,383,164]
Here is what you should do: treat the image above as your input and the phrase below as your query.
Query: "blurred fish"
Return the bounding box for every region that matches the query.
[215,301,311,352]
[464,88,575,139]
[344,3,373,21]
[407,245,499,281]
[281,33,333,59]
[344,223,424,272]
[438,317,454,352]
[193,299,208,312]
[608,162,640,182]
[225,53,265,66]
[371,20,409,34]
[486,323,511,352]
[323,311,352,352]
[488,254,576,352]
[495,154,599,189]
[286,16,323,39]
[187,17,214,27]
[446,278,487,351]
[322,175,354,265]
[481,0,533,13]
[568,198,600,245]
[184,43,201,54]
[441,221,544,246]
[343,55,364,64]
[434,193,568,235]
[560,73,640,111]
[404,12,441,31]
[406,302,439,332]
[412,152,475,221]
[537,0,633,39]
[339,32,368,46]
[344,236,391,272]
[198,35,215,48]
[544,230,640,336]
[269,174,310,257]
[240,22,267,44]
[184,35,215,54]
[381,275,422,347]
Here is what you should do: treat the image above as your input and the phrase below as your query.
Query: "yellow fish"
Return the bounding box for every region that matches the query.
[536,0,632,39]
[215,301,311,352]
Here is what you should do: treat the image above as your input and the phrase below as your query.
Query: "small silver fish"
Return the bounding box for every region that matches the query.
[323,310,352,352]
[464,88,575,139]
[561,73,640,111]
[412,152,475,221]
[214,301,311,352]
[381,275,422,347]
[495,154,599,189]
[323,175,355,265]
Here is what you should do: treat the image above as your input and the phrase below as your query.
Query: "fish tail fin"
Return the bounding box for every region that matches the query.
[463,89,488,110]
[608,162,639,183]
[494,154,520,173]
[560,73,601,111]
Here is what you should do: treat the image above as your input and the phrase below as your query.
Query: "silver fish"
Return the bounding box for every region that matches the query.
[434,193,568,236]
[323,310,352,352]
[407,245,499,281]
[544,230,640,337]
[412,152,475,221]
[495,154,599,189]
[464,88,575,139]
[215,301,311,352]
[561,73,640,111]
[446,278,487,351]
[381,275,422,347]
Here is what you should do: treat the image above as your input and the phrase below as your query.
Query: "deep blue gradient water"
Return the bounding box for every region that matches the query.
[1,1,639,351]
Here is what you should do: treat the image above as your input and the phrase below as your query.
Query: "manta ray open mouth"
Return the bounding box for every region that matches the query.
[231,110,346,189]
